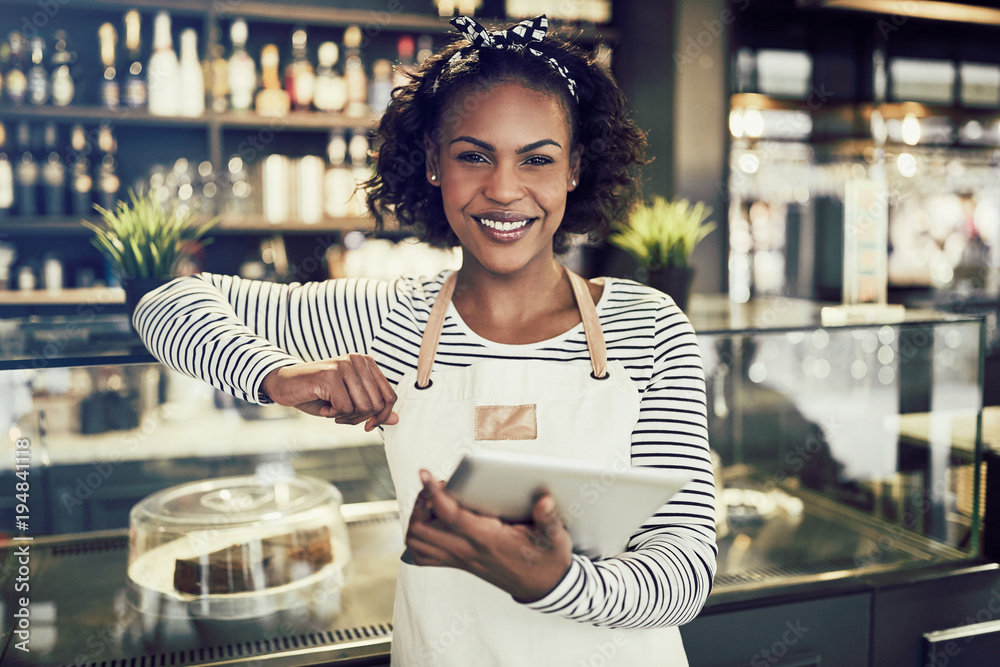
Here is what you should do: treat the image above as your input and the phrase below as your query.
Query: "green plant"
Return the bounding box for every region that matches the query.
[83,189,220,279]
[609,196,716,269]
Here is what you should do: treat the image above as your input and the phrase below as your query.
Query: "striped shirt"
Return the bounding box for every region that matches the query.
[133,270,717,629]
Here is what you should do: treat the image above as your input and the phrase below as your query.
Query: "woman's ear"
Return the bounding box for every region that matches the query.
[424,133,441,187]
[568,143,583,191]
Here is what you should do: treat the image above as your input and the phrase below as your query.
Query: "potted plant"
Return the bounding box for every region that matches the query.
[83,189,220,312]
[608,196,716,311]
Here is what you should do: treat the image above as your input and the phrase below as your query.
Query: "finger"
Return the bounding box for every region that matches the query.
[337,362,376,418]
[353,354,389,415]
[410,484,436,524]
[407,517,473,557]
[363,357,399,430]
[419,470,468,529]
[532,494,569,546]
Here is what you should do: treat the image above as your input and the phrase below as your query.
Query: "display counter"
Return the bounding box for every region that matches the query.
[0,295,996,666]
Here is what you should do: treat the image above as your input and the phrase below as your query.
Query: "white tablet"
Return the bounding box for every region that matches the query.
[445,449,697,560]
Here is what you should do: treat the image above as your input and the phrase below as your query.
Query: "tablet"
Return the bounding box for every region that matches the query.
[445,449,697,560]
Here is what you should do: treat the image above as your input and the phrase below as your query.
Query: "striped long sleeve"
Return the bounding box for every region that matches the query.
[132,273,397,403]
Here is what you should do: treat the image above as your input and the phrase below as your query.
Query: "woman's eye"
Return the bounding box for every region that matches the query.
[525,155,554,166]
[458,152,488,164]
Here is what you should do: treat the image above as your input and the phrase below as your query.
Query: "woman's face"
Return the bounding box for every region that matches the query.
[426,82,580,276]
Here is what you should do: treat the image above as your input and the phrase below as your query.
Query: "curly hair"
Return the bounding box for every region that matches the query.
[363,24,648,253]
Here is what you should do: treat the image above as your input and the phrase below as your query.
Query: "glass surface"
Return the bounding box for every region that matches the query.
[698,310,985,591]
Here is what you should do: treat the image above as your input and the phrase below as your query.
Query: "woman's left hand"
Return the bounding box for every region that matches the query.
[405,469,573,602]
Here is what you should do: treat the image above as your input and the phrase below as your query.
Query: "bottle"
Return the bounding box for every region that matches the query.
[324,131,352,218]
[148,11,180,116]
[96,126,120,210]
[227,18,256,112]
[14,123,38,217]
[416,35,434,67]
[41,123,66,215]
[177,29,205,117]
[6,32,28,106]
[255,44,289,116]
[123,10,147,109]
[49,30,76,107]
[43,253,63,292]
[348,133,371,217]
[342,26,368,118]
[206,44,229,112]
[369,59,393,118]
[285,27,315,111]
[70,125,93,217]
[393,35,415,89]
[0,123,14,217]
[313,42,346,113]
[27,36,50,106]
[98,23,119,110]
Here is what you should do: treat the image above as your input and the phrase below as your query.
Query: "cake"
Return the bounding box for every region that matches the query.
[173,525,333,595]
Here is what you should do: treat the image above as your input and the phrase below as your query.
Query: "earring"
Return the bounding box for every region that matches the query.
[430,174,438,181]
[571,179,577,186]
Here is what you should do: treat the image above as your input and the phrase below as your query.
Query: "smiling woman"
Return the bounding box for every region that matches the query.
[132,14,716,667]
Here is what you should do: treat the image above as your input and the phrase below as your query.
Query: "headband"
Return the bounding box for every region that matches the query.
[434,15,578,101]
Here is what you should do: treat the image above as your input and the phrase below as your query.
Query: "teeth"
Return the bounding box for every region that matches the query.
[476,217,530,231]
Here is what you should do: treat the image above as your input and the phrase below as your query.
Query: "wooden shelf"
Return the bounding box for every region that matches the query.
[0,215,377,234]
[0,286,125,305]
[0,216,96,233]
[0,106,380,131]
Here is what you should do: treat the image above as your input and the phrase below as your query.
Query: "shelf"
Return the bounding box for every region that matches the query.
[0,215,379,234]
[0,105,211,128]
[731,93,1000,122]
[216,215,377,232]
[0,106,379,131]
[0,286,124,305]
[0,216,95,233]
[0,0,207,15]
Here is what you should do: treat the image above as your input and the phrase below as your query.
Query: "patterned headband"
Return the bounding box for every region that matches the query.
[434,15,578,101]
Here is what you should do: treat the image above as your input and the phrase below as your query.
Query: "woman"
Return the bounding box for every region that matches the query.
[134,15,716,665]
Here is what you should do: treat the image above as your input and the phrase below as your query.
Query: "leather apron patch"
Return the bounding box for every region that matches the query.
[475,404,537,440]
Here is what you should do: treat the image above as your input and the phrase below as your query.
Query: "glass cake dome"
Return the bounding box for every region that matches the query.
[127,474,352,621]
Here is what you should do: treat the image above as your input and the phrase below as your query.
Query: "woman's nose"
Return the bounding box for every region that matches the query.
[483,162,525,205]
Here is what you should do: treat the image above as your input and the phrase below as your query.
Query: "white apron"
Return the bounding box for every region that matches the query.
[382,269,688,666]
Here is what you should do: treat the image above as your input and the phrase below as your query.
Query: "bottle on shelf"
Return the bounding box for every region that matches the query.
[27,36,50,106]
[70,125,93,217]
[123,10,147,109]
[324,131,352,219]
[14,123,38,217]
[41,123,66,216]
[256,44,289,116]
[416,35,434,67]
[224,155,253,218]
[369,59,393,118]
[297,155,325,224]
[96,125,120,210]
[148,10,180,116]
[227,18,256,112]
[98,23,120,110]
[50,30,76,107]
[178,29,205,117]
[286,27,315,112]
[43,253,63,292]
[393,35,416,89]
[206,44,229,113]
[348,133,371,217]
[313,42,346,114]
[6,32,29,106]
[0,123,14,218]
[342,25,368,119]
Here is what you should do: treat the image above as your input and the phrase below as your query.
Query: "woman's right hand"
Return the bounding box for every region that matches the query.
[261,354,399,431]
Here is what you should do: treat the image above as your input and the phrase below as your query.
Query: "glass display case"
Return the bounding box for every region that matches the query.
[688,296,985,598]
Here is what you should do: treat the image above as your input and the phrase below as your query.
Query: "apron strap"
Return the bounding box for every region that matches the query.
[566,269,609,380]
[415,272,458,389]
[414,268,609,389]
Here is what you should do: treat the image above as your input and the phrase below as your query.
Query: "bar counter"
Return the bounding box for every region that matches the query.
[2,295,999,666]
